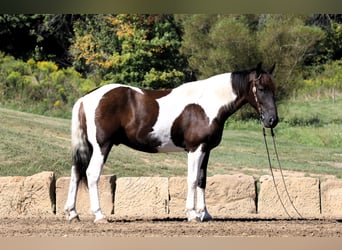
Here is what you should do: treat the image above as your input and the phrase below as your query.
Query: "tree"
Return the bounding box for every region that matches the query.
[305,14,342,66]
[257,14,325,97]
[0,14,76,67]
[177,14,218,78]
[179,14,326,99]
[70,14,120,82]
[208,15,260,75]
[179,14,261,79]
[71,14,190,89]
[0,14,40,60]
[34,14,77,67]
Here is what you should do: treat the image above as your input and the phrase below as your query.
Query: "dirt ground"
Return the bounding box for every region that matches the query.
[0,215,341,237]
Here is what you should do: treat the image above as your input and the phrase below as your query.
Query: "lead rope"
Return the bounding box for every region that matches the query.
[262,127,303,219]
[269,128,303,218]
[252,76,302,219]
[262,127,292,218]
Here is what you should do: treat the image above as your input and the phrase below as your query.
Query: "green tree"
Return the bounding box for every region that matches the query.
[71,14,190,89]
[178,14,218,78]
[306,14,342,66]
[179,14,326,99]
[257,14,325,97]
[0,14,40,59]
[179,14,260,79]
[0,14,76,67]
[34,14,77,67]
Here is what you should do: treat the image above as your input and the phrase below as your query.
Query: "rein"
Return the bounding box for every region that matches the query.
[252,75,303,219]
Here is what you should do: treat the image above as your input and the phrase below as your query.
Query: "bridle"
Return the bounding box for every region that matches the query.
[251,73,264,122]
[252,72,303,219]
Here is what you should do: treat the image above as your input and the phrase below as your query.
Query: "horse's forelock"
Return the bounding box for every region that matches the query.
[231,69,251,96]
[232,67,275,96]
[260,73,276,92]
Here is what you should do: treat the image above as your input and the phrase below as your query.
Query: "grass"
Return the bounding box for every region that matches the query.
[0,96,341,180]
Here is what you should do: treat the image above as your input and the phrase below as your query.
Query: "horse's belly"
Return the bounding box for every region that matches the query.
[149,128,183,153]
[151,96,188,153]
[156,140,185,153]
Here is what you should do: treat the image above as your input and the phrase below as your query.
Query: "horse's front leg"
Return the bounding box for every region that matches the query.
[196,151,212,222]
[186,145,206,221]
[86,148,106,223]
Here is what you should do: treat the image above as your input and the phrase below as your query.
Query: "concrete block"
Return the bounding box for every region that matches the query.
[0,171,55,216]
[55,175,115,216]
[258,175,320,218]
[206,174,256,217]
[321,179,342,219]
[114,177,169,218]
[168,176,187,217]
[168,174,256,218]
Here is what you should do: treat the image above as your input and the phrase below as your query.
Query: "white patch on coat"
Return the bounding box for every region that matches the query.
[70,98,84,150]
[77,84,144,222]
[151,73,237,152]
[81,84,143,149]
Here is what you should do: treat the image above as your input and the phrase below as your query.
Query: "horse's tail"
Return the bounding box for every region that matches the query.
[71,99,93,183]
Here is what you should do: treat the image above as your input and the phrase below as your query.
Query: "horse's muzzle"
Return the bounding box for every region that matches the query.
[261,114,278,128]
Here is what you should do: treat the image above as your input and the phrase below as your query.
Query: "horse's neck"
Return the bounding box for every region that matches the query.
[168,73,239,124]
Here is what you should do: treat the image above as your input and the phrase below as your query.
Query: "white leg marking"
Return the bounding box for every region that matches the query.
[196,187,205,212]
[86,148,106,223]
[186,145,205,221]
[196,187,212,222]
[64,165,80,221]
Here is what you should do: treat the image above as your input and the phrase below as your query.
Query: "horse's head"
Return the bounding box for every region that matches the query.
[247,62,278,128]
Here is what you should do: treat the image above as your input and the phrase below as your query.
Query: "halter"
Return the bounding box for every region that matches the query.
[251,73,264,121]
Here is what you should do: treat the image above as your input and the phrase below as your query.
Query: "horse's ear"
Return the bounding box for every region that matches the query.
[256,62,262,75]
[269,63,276,74]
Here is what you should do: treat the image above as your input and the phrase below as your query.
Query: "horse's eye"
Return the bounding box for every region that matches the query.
[258,87,265,92]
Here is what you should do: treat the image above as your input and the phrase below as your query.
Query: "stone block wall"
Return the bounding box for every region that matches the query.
[0,171,55,216]
[0,172,341,220]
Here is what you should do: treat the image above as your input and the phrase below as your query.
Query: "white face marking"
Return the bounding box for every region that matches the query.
[150,73,237,152]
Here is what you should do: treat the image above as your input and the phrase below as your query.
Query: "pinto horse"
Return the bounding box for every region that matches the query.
[64,62,278,223]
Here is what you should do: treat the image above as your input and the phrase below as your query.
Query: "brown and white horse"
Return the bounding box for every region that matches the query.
[64,62,278,223]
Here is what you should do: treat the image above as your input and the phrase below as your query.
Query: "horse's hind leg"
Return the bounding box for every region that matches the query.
[86,147,106,223]
[64,165,81,221]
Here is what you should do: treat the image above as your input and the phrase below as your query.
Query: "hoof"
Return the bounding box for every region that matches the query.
[199,210,212,222]
[186,209,212,222]
[186,210,199,222]
[94,218,108,224]
[68,214,80,223]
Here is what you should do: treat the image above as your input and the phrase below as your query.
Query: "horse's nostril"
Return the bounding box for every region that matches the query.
[269,117,274,125]
[260,113,265,121]
[268,116,278,128]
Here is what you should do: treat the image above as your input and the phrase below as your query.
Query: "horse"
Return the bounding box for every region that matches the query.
[64,62,278,223]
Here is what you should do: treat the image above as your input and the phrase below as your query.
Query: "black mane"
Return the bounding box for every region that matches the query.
[231,67,266,96]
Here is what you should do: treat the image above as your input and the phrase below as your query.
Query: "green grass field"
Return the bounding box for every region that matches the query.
[0,96,341,180]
